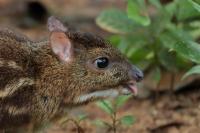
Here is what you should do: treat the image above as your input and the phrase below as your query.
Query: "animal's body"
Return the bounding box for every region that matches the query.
[0,17,143,132]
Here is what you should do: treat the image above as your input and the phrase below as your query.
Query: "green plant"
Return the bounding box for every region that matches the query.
[94,95,135,133]
[96,0,200,84]
[59,114,88,133]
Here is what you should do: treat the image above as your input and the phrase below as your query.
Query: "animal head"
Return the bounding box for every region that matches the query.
[47,16,143,105]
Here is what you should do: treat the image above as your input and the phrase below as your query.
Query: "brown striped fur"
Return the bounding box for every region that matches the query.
[0,17,143,132]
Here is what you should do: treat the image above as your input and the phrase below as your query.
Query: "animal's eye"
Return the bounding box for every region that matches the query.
[95,57,109,69]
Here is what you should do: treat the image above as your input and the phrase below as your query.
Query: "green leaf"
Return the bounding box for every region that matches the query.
[164,1,177,18]
[177,0,200,20]
[188,0,200,12]
[115,95,132,109]
[120,115,135,126]
[117,34,147,55]
[96,8,139,34]
[93,119,111,127]
[96,100,113,114]
[149,0,162,9]
[118,33,148,56]
[118,38,130,54]
[158,48,177,72]
[151,67,161,83]
[159,28,192,50]
[127,44,148,59]
[189,21,200,39]
[183,65,200,79]
[127,0,151,26]
[108,35,121,47]
[160,29,200,63]
[78,114,88,122]
[173,41,200,64]
[159,31,178,50]
[159,32,192,70]
[145,51,154,60]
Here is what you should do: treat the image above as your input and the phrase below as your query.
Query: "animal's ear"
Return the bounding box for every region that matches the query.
[47,16,73,62]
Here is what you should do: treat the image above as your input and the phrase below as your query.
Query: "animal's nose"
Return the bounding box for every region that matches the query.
[130,65,144,82]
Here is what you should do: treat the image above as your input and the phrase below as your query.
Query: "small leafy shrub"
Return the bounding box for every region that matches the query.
[94,95,135,133]
[59,114,88,133]
[96,0,200,82]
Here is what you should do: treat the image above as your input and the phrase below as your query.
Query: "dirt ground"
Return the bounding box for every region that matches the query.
[0,0,200,133]
[47,88,200,133]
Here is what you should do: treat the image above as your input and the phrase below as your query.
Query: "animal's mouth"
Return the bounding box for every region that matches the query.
[121,80,138,96]
[74,65,143,104]
[74,80,139,104]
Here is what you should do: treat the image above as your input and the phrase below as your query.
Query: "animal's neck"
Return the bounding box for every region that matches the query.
[32,63,69,122]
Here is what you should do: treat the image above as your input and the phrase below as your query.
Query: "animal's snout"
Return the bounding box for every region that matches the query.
[129,65,144,82]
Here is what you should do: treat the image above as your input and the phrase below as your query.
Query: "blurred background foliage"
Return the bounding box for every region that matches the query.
[96,0,200,84]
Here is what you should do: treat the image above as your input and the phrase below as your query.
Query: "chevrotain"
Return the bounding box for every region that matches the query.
[0,16,143,132]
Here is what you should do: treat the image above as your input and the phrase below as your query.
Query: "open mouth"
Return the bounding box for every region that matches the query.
[74,81,139,104]
[122,80,138,96]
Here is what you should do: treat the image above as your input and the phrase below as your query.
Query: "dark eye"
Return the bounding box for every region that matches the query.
[95,57,109,69]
